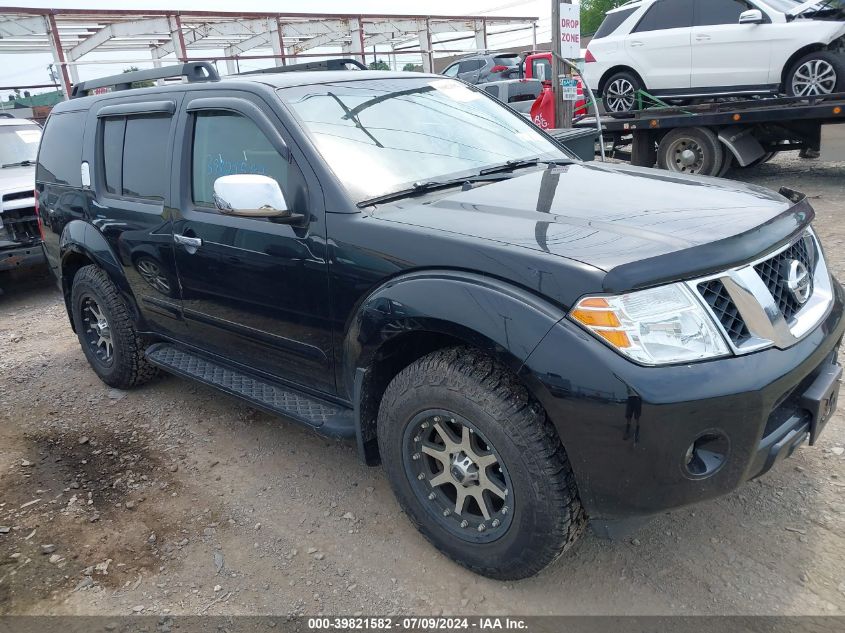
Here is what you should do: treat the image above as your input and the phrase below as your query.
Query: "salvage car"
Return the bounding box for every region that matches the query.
[0,117,45,283]
[585,0,845,112]
[37,63,844,579]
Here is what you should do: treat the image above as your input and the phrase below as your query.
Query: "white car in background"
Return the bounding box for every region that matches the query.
[583,0,845,112]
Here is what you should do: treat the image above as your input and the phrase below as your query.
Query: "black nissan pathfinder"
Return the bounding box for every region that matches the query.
[36,62,843,580]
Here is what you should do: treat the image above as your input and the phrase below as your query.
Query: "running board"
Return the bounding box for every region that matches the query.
[145,343,354,438]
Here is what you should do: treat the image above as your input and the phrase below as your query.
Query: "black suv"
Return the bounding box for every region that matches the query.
[37,62,843,580]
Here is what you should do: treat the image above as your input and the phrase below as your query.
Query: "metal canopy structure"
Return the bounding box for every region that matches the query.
[0,7,538,99]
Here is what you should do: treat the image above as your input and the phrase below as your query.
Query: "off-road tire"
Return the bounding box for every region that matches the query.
[377,346,585,580]
[71,265,158,389]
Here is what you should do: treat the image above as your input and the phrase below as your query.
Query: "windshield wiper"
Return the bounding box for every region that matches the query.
[357,178,472,208]
[1,160,34,168]
[477,157,572,176]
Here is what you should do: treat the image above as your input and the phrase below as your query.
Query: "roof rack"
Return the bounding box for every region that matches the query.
[70,62,219,99]
[238,58,367,76]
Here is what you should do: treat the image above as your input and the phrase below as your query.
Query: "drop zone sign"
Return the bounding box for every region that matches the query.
[559,3,581,59]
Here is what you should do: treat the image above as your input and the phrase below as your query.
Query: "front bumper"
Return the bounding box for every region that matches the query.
[521,277,845,521]
[0,242,46,272]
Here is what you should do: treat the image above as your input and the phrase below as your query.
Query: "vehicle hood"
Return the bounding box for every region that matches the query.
[0,165,35,210]
[373,163,811,292]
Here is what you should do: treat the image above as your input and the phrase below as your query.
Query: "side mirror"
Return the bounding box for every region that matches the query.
[212,174,305,224]
[739,9,764,24]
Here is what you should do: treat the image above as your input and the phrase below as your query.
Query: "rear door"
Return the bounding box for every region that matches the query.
[170,90,335,393]
[457,58,485,84]
[626,0,694,91]
[691,0,773,89]
[83,98,187,339]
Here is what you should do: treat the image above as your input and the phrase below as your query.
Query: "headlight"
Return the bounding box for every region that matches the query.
[569,283,730,365]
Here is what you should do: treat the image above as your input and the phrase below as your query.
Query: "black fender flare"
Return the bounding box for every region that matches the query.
[59,219,141,328]
[342,270,567,462]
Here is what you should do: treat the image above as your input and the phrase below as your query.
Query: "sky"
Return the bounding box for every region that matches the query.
[0,0,561,100]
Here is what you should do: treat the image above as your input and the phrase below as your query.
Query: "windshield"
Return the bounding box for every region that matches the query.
[277,77,568,203]
[0,124,41,167]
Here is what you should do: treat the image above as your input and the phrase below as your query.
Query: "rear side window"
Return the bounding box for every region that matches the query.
[459,59,485,73]
[633,0,694,32]
[593,7,638,38]
[694,0,752,26]
[122,116,170,200]
[493,55,519,66]
[36,111,86,186]
[99,114,171,201]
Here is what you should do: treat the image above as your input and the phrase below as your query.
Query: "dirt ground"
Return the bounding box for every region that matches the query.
[1,154,844,617]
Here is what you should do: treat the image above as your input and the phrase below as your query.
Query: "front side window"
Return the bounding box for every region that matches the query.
[694,0,753,25]
[277,77,568,203]
[532,58,551,81]
[191,111,289,207]
[459,59,485,73]
[633,0,694,32]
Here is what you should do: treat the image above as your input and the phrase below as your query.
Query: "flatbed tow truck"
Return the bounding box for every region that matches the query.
[571,91,845,176]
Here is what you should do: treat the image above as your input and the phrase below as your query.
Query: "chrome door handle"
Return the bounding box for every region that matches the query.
[174,233,202,253]
[695,34,711,41]
[629,41,644,47]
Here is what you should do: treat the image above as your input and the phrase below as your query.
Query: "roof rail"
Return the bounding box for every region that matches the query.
[70,62,219,99]
[238,58,367,75]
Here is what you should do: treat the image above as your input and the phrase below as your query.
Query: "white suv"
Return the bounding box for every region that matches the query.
[583,0,845,112]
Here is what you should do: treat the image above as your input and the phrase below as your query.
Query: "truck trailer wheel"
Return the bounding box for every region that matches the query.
[377,346,585,580]
[70,265,158,389]
[657,127,725,177]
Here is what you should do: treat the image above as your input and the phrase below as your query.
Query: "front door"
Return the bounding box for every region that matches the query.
[691,0,773,89]
[625,0,694,91]
[170,92,335,394]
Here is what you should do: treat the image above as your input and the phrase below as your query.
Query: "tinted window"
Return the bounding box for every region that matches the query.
[593,7,638,38]
[102,118,124,194]
[459,59,485,72]
[633,0,694,32]
[36,111,86,186]
[493,55,519,66]
[694,0,752,25]
[122,116,170,200]
[192,112,289,207]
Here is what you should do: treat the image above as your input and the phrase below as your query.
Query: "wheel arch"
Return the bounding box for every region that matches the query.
[60,219,139,331]
[598,65,645,95]
[780,43,831,89]
[343,270,567,465]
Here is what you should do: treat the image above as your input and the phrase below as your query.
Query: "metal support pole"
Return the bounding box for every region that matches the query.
[45,14,71,99]
[169,14,187,63]
[551,0,574,129]
[276,18,287,66]
[418,18,433,73]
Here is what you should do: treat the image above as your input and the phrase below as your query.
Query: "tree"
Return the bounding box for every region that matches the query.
[402,63,419,72]
[368,59,390,71]
[123,66,154,89]
[581,0,627,36]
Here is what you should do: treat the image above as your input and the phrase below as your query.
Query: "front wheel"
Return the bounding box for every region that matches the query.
[377,347,585,580]
[657,127,725,177]
[786,51,845,97]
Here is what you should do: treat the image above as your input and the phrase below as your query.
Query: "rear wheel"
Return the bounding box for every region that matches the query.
[602,71,643,113]
[786,51,844,97]
[377,347,585,580]
[71,265,158,389]
[657,127,725,177]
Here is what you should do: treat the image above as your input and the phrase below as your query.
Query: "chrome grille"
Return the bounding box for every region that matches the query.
[691,229,832,355]
[753,238,815,322]
[698,279,751,346]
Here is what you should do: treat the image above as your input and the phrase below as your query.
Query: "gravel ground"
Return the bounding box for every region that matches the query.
[0,154,844,617]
